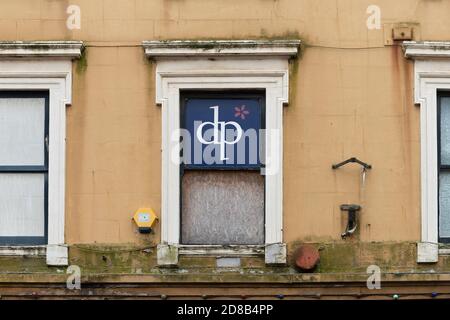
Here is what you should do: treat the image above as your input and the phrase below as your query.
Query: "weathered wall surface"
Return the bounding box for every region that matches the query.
[0,0,446,247]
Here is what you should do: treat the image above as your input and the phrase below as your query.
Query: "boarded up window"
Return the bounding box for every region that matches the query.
[181,170,264,245]
[180,91,265,245]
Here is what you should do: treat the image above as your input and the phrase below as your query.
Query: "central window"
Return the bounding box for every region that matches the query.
[180,91,265,245]
[145,39,299,264]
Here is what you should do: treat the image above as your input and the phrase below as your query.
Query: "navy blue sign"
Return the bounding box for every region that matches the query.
[181,95,263,169]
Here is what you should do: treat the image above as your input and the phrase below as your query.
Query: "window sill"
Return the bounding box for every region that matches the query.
[438,243,450,255]
[0,246,46,257]
[178,245,264,256]
[158,243,286,266]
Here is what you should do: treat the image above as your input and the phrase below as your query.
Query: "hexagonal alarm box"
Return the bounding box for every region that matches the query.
[133,208,158,233]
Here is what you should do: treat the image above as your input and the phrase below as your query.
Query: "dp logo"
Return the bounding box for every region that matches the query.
[196,106,243,161]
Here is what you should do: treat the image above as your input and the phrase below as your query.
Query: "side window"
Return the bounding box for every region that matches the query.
[180,91,265,245]
[0,91,48,245]
[439,93,450,243]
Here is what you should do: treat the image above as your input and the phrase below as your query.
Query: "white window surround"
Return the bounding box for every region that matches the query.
[403,41,450,263]
[0,41,83,266]
[143,40,301,265]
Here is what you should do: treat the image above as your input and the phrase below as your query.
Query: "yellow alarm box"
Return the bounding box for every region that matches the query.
[133,208,158,234]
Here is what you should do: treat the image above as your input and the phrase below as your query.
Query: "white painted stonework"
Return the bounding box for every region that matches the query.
[0,41,83,59]
[0,41,83,265]
[403,41,450,263]
[404,41,450,60]
[144,40,301,265]
[143,40,300,58]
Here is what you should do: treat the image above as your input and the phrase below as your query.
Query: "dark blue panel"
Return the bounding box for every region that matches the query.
[182,95,263,169]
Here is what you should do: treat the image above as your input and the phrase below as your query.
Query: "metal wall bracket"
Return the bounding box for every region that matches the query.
[332,157,372,170]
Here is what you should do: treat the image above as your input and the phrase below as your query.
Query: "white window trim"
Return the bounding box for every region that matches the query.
[404,41,450,263]
[0,41,83,265]
[178,245,264,256]
[0,246,46,256]
[143,40,300,265]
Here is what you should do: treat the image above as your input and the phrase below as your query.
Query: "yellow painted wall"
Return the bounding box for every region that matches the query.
[1,0,446,245]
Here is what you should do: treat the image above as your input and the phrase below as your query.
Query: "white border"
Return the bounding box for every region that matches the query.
[158,60,287,251]
[158,63,287,246]
[0,57,79,265]
[145,41,300,265]
[403,41,450,262]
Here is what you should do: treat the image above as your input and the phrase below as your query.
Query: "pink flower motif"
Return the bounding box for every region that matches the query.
[234,105,250,120]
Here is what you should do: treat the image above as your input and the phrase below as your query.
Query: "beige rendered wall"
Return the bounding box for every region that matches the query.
[2,0,448,245]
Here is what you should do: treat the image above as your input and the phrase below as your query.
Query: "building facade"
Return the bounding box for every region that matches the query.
[1,0,450,299]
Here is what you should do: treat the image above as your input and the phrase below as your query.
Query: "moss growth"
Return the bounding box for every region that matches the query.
[76,47,88,74]
[259,30,302,41]
[288,241,422,273]
[316,243,358,272]
[178,256,266,269]
[288,58,299,104]
[3,242,450,278]
[0,256,50,273]
[154,30,304,44]
[178,256,216,268]
[241,257,266,269]
[69,244,157,274]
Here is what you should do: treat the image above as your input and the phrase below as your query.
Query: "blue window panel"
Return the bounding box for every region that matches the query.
[182,96,263,169]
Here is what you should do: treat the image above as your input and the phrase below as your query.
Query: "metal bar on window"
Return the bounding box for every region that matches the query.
[0,166,48,173]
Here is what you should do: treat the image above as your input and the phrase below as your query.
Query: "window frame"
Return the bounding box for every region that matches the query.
[0,41,83,264]
[0,90,49,246]
[144,40,301,265]
[179,90,266,245]
[403,40,450,262]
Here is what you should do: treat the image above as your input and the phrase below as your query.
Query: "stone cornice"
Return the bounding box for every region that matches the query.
[143,40,301,58]
[403,41,450,59]
[0,41,84,59]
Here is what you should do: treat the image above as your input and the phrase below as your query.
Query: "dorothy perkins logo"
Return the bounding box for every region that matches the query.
[170,103,280,176]
[196,106,244,161]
